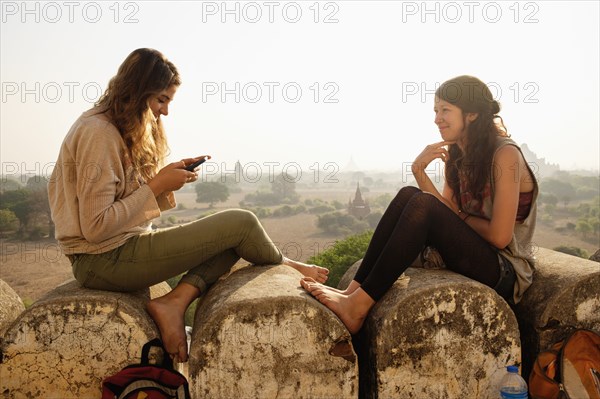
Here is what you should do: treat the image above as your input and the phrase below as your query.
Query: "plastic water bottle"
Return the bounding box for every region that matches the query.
[499,365,528,399]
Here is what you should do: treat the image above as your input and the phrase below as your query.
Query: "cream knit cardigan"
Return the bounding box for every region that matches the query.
[48,109,175,255]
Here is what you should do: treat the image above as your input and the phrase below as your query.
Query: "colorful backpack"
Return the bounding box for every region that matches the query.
[529,329,600,399]
[102,338,191,399]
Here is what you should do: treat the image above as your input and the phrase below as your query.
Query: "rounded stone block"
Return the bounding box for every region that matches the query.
[189,265,358,399]
[0,279,25,336]
[340,261,521,399]
[514,247,600,378]
[337,260,361,291]
[0,279,171,399]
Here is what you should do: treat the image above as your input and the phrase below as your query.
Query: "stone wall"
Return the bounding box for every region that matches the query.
[514,247,600,378]
[340,262,520,399]
[1,247,598,398]
[0,279,24,337]
[0,280,170,399]
[188,265,358,399]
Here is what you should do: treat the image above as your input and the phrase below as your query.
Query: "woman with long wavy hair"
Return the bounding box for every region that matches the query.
[301,75,538,334]
[48,48,328,362]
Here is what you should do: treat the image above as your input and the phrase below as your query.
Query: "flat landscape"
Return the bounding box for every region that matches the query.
[1,188,598,305]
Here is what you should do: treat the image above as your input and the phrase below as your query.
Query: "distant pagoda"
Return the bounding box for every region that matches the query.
[348,183,370,220]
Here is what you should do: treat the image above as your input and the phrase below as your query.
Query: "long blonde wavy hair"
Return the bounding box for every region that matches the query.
[95,48,181,181]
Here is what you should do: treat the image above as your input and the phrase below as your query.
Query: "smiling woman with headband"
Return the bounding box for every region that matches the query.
[301,75,538,334]
[48,48,329,362]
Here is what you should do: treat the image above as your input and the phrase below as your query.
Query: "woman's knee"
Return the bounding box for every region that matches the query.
[391,186,421,207]
[410,191,444,209]
[218,208,260,229]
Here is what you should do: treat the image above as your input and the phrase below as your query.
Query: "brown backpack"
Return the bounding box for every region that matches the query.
[529,329,600,399]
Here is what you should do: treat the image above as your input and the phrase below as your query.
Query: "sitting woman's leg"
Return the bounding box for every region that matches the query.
[72,208,325,362]
[301,186,421,295]
[302,191,501,333]
[353,186,421,285]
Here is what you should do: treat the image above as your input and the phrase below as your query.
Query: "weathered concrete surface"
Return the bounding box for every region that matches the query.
[337,260,361,291]
[514,247,600,379]
[0,279,170,399]
[590,249,600,262]
[340,261,520,399]
[189,265,358,399]
[0,279,25,337]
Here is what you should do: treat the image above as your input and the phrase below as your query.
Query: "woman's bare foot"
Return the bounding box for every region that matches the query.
[283,257,329,283]
[300,279,375,334]
[300,277,361,295]
[146,282,200,363]
[146,297,188,363]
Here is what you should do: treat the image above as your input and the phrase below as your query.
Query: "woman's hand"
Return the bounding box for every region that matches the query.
[411,141,453,175]
[182,155,212,171]
[147,161,197,196]
[410,140,455,208]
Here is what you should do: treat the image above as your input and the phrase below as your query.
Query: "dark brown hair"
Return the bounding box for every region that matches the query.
[96,48,181,181]
[436,75,508,206]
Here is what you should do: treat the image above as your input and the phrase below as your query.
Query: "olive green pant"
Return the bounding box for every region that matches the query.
[71,209,283,294]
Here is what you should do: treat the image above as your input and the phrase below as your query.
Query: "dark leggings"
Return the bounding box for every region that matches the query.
[355,186,502,301]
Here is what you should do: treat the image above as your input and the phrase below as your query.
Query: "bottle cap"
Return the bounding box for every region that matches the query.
[507,365,519,373]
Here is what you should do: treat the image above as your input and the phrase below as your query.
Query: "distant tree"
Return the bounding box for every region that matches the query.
[540,179,576,206]
[271,173,299,204]
[576,220,592,239]
[373,193,393,209]
[331,200,345,210]
[540,213,554,225]
[1,189,32,236]
[366,211,383,229]
[309,204,335,214]
[294,205,306,214]
[0,178,21,193]
[27,176,53,239]
[243,173,299,206]
[590,217,600,235]
[316,211,369,235]
[544,204,557,217]
[576,187,599,200]
[553,246,589,259]
[242,191,280,206]
[272,205,294,218]
[29,188,53,239]
[0,209,18,236]
[195,181,230,207]
[25,175,48,192]
[307,230,373,288]
[542,194,559,207]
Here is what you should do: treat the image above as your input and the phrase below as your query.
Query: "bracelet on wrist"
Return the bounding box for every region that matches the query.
[458,209,471,222]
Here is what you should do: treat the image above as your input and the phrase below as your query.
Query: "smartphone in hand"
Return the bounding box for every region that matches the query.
[185,156,208,172]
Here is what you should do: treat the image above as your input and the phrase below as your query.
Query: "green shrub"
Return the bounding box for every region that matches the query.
[553,246,589,259]
[309,204,335,214]
[272,205,294,217]
[307,230,373,288]
[316,211,369,235]
[22,297,34,308]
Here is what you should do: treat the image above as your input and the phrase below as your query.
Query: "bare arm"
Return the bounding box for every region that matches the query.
[411,141,457,211]
[461,145,521,248]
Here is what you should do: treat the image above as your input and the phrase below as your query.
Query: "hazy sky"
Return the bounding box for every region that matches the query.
[1,1,599,182]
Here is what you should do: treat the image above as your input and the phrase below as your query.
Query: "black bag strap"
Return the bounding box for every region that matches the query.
[141,338,174,369]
